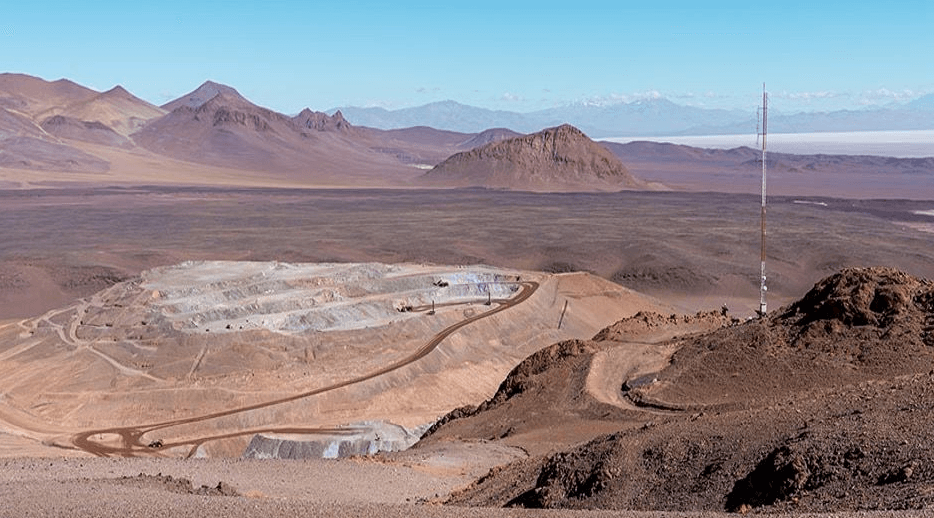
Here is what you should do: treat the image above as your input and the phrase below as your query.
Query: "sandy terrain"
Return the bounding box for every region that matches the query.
[2,73,933,516]
[0,188,931,514]
[1,187,932,322]
[0,260,668,459]
[2,457,932,517]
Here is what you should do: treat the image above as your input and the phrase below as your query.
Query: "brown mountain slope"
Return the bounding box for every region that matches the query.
[134,92,316,169]
[161,80,249,111]
[419,311,731,456]
[0,76,160,173]
[1,105,111,173]
[51,85,166,136]
[420,124,651,192]
[0,75,519,185]
[434,267,934,513]
[0,73,97,116]
[0,136,109,173]
[0,106,48,139]
[134,92,417,184]
[40,115,132,148]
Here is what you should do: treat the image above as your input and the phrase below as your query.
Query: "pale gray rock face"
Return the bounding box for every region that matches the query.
[243,421,426,459]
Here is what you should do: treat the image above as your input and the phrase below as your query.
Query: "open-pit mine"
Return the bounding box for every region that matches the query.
[0,260,666,459]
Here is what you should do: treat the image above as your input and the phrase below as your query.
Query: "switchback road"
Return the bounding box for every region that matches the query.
[70,281,539,457]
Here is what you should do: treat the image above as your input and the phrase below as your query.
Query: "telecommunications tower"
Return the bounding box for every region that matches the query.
[757,84,768,316]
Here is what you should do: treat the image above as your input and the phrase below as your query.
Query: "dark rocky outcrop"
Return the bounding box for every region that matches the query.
[421,124,648,192]
[446,268,934,513]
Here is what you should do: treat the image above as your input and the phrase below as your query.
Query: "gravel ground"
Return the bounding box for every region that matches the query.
[4,457,934,518]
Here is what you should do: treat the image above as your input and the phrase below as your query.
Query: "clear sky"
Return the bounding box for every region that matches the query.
[3,1,932,114]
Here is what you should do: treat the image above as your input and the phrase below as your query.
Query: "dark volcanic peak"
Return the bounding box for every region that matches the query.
[162,80,248,111]
[185,92,292,132]
[421,124,647,192]
[133,91,294,160]
[292,108,354,133]
[133,86,416,181]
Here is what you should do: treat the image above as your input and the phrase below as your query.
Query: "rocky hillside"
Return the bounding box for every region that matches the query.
[420,124,650,192]
[434,267,934,513]
[292,109,355,134]
[160,80,249,111]
[639,266,934,410]
[53,85,166,136]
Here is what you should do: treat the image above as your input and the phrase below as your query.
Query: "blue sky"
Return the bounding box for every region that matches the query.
[3,1,932,114]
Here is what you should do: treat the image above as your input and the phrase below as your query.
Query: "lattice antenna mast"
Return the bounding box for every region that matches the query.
[757,84,768,316]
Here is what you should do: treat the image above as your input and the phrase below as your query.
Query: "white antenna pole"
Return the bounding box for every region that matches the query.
[758,83,768,316]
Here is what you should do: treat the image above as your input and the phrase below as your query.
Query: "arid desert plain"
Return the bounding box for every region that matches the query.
[2,74,934,517]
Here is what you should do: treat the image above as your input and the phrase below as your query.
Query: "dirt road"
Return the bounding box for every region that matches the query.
[70,281,539,457]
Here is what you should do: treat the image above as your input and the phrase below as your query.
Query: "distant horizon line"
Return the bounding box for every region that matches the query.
[603,129,934,159]
[4,71,931,118]
[322,96,930,117]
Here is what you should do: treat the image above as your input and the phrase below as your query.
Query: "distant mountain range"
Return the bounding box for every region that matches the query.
[0,74,523,187]
[330,96,934,138]
[0,73,931,196]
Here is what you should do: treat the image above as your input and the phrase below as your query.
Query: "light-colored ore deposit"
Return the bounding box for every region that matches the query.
[0,260,666,459]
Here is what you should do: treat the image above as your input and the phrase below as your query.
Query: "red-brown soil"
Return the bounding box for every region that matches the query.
[434,267,934,513]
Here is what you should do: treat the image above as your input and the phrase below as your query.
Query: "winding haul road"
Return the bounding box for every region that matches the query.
[71,281,539,457]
